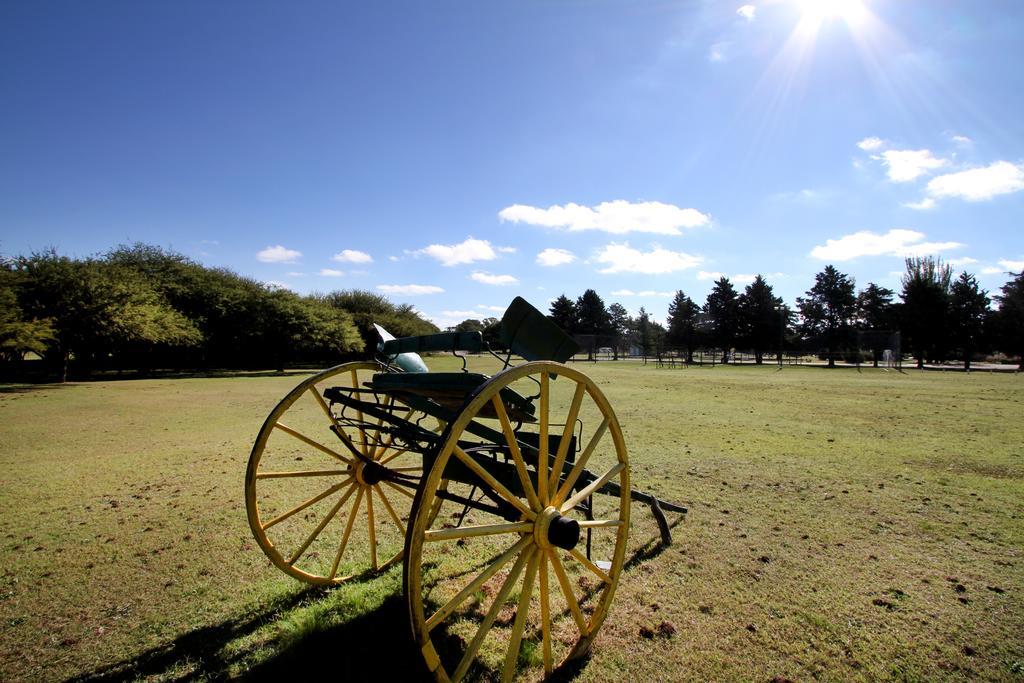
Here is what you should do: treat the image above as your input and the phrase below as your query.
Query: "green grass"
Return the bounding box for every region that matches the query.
[1,361,1022,681]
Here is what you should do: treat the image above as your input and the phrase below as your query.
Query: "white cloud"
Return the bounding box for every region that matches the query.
[476,304,506,313]
[999,259,1024,271]
[696,271,756,283]
[331,249,373,264]
[497,246,518,254]
[388,255,399,262]
[951,134,972,145]
[257,245,302,264]
[609,289,673,297]
[981,266,1004,275]
[737,5,756,21]
[376,284,444,295]
[286,271,305,277]
[878,149,948,182]
[926,161,1024,201]
[857,136,885,151]
[536,248,576,267]
[903,197,936,211]
[413,237,498,266]
[264,280,293,291]
[947,257,979,267]
[470,271,519,286]
[708,41,729,62]
[319,268,345,277]
[810,229,963,261]
[594,243,702,274]
[500,200,710,236]
[441,309,482,318]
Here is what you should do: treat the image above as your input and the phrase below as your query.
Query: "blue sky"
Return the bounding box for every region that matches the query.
[2,0,1023,327]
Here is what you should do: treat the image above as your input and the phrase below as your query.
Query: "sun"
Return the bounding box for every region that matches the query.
[796,0,869,27]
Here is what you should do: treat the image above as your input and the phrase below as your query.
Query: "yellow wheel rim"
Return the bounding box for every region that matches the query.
[404,361,630,682]
[246,361,436,584]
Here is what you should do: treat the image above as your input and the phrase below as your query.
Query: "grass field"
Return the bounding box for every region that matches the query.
[1,360,1022,682]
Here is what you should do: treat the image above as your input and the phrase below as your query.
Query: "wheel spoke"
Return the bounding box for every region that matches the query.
[492,396,542,512]
[256,468,350,479]
[551,417,609,506]
[372,432,397,461]
[452,446,535,519]
[567,547,612,584]
[548,381,586,494]
[577,519,623,529]
[273,421,352,465]
[366,487,378,570]
[308,386,338,425]
[374,484,406,536]
[453,545,536,683]
[501,547,540,683]
[548,549,588,635]
[537,373,549,505]
[425,536,533,631]
[424,521,533,543]
[261,478,352,530]
[383,480,416,499]
[288,483,356,565]
[561,462,625,513]
[329,487,364,579]
[539,553,552,675]
[378,444,414,466]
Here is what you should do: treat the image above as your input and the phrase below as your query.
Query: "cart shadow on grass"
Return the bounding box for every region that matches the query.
[65,525,679,683]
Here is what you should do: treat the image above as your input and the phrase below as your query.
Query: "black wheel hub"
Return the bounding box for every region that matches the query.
[547,515,581,551]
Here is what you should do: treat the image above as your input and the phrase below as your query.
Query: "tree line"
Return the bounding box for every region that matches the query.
[532,258,1023,370]
[1,244,437,381]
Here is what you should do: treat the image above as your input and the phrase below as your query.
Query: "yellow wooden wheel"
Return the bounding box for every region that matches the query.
[404,361,630,682]
[246,362,434,585]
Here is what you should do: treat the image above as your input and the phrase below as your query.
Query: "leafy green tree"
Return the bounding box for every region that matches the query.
[452,319,485,333]
[797,265,856,368]
[737,275,784,364]
[548,295,577,334]
[948,272,990,371]
[666,290,700,363]
[702,277,740,362]
[994,271,1024,369]
[17,250,199,380]
[325,290,437,351]
[0,264,54,364]
[900,256,952,368]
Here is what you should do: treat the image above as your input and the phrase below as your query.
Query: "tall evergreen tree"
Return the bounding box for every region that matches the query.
[948,272,990,371]
[737,275,784,364]
[994,271,1024,370]
[575,289,610,360]
[855,283,896,367]
[607,302,630,359]
[797,265,856,368]
[702,277,740,362]
[900,256,952,368]
[548,294,578,334]
[667,290,701,363]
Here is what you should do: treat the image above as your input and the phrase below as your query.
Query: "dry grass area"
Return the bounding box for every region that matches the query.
[1,360,1022,681]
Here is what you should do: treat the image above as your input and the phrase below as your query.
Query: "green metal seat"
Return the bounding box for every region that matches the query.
[370,371,536,421]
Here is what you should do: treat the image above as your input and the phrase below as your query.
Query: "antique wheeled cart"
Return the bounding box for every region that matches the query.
[245,297,685,681]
